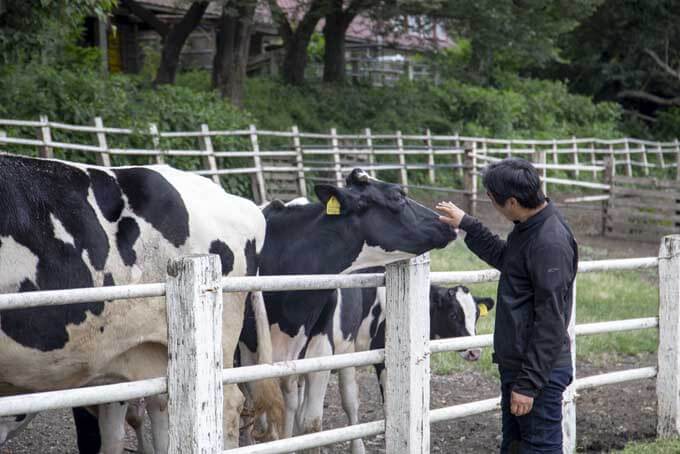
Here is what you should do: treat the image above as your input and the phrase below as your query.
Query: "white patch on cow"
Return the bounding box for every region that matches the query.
[286,197,310,207]
[50,214,75,247]
[270,324,308,363]
[331,291,354,354]
[0,236,40,294]
[344,243,413,274]
[457,288,477,337]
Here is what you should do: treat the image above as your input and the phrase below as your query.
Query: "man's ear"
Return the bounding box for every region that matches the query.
[314,185,357,215]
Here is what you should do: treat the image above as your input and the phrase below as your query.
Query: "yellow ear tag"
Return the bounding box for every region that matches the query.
[326,196,341,215]
[478,303,488,317]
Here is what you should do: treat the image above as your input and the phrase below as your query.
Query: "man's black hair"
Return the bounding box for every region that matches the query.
[482,158,546,209]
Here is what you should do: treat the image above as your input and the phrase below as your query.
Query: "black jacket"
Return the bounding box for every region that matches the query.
[459,202,577,397]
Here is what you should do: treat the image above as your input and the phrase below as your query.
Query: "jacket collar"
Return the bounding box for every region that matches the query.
[515,200,555,232]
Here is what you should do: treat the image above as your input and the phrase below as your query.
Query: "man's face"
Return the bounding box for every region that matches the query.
[487,191,519,222]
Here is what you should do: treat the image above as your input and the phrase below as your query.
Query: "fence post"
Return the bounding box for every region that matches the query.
[166,254,223,454]
[37,115,53,158]
[656,142,665,173]
[534,146,547,196]
[291,126,307,198]
[571,137,579,178]
[331,128,343,187]
[93,117,112,167]
[365,128,376,178]
[199,124,220,185]
[602,157,614,236]
[624,138,633,177]
[149,123,163,165]
[674,139,680,181]
[426,128,435,184]
[463,142,477,217]
[590,141,597,179]
[552,139,558,165]
[384,254,431,454]
[454,133,463,178]
[562,279,577,454]
[249,124,267,203]
[396,130,408,192]
[657,235,680,438]
[641,143,649,176]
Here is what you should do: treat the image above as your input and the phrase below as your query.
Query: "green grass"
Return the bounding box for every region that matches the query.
[428,240,658,377]
[615,438,680,453]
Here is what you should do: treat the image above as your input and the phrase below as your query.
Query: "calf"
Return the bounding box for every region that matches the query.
[0,153,280,452]
[239,170,458,443]
[300,273,494,454]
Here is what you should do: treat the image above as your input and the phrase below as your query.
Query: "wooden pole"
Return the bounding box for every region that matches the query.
[199,124,220,185]
[93,117,111,167]
[250,124,267,203]
[384,254,431,454]
[590,141,597,179]
[572,137,580,178]
[149,123,163,164]
[562,278,577,454]
[166,254,223,454]
[366,128,376,178]
[657,235,680,438]
[331,128,343,187]
[552,139,558,165]
[396,130,408,192]
[602,157,614,237]
[292,126,307,198]
[454,133,463,178]
[534,147,547,196]
[624,138,633,177]
[37,115,53,158]
[641,143,650,176]
[426,128,435,184]
[463,142,477,217]
[674,139,680,181]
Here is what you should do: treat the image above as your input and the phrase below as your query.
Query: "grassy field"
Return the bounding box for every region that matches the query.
[614,438,680,453]
[428,239,659,378]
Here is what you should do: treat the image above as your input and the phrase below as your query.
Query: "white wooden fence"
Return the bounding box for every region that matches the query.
[1,117,679,205]
[0,236,677,453]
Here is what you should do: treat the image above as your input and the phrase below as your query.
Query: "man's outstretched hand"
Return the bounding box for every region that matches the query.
[436,201,466,228]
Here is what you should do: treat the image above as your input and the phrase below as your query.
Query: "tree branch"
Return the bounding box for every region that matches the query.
[617,89,680,107]
[172,1,209,38]
[644,48,680,82]
[267,0,293,42]
[122,0,170,37]
[296,0,329,37]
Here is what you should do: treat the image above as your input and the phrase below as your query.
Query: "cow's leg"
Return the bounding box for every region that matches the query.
[282,375,299,438]
[222,291,248,449]
[146,394,169,454]
[97,402,128,454]
[339,367,366,454]
[126,399,150,454]
[295,334,333,453]
[73,407,101,454]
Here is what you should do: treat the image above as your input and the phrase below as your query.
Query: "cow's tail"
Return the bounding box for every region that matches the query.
[250,291,284,440]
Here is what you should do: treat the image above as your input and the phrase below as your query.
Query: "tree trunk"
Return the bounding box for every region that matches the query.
[282,34,314,85]
[212,1,256,107]
[153,1,209,86]
[322,11,352,83]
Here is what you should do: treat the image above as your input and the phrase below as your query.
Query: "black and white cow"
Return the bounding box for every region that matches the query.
[298,270,495,454]
[239,170,458,442]
[0,153,281,452]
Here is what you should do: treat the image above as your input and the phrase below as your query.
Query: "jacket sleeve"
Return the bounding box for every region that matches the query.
[459,214,507,271]
[513,243,575,398]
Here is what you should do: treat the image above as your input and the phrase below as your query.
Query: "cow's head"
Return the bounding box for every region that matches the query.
[430,285,494,361]
[314,169,457,272]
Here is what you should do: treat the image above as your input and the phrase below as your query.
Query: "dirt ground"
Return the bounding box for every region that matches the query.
[0,194,663,454]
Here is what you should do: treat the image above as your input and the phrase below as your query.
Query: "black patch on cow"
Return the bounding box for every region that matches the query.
[113,167,189,248]
[73,407,101,454]
[103,273,115,287]
[209,240,234,276]
[244,239,258,277]
[116,217,140,266]
[0,155,109,351]
[369,304,382,339]
[239,293,258,353]
[14,414,26,422]
[88,169,124,223]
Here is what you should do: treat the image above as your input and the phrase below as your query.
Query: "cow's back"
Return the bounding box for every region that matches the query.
[0,155,264,392]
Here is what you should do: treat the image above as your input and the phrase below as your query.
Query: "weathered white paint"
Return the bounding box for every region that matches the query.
[576,367,657,391]
[384,255,430,454]
[562,278,577,454]
[657,235,680,437]
[167,254,223,454]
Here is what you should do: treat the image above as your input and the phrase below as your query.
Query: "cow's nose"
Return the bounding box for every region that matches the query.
[465,349,481,361]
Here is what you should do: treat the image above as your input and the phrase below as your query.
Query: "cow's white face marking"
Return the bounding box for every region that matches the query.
[457,288,477,337]
[50,214,75,248]
[0,236,39,294]
[344,244,413,274]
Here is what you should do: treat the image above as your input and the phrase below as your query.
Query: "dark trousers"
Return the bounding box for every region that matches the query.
[499,366,573,454]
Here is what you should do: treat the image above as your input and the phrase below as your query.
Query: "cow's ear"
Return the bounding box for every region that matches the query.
[314,185,358,216]
[474,296,495,312]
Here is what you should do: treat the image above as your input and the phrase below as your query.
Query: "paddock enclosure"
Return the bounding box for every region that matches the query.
[1,118,680,452]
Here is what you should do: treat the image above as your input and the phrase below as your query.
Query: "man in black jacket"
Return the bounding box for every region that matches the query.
[437,158,577,453]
